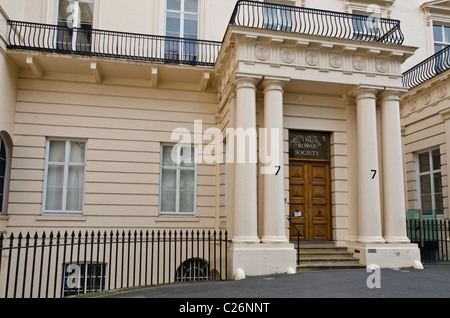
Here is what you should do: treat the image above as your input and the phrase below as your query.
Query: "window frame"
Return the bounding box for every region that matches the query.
[159,144,197,217]
[55,0,95,51]
[0,136,8,215]
[165,0,200,39]
[433,23,450,52]
[42,138,87,215]
[164,0,200,62]
[62,262,106,297]
[415,147,444,218]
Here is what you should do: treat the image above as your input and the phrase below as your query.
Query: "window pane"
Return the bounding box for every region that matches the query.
[435,193,443,214]
[185,0,198,13]
[79,2,94,24]
[435,44,444,53]
[46,166,64,210]
[421,194,432,215]
[0,139,5,160]
[180,170,195,212]
[184,14,198,38]
[434,25,443,42]
[420,174,431,194]
[418,152,430,173]
[161,169,176,212]
[432,149,441,170]
[445,26,450,43]
[59,0,74,22]
[70,142,86,163]
[167,0,181,10]
[166,12,181,37]
[0,158,5,178]
[67,166,84,211]
[162,146,176,167]
[49,141,66,162]
[434,172,442,193]
[180,146,195,167]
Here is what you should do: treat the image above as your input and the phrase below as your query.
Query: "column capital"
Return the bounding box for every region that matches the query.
[349,85,381,101]
[261,76,290,93]
[234,75,262,90]
[378,88,407,102]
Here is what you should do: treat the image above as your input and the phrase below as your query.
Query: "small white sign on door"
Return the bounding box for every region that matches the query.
[294,211,302,218]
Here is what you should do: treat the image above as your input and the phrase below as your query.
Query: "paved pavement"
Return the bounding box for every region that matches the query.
[97,264,450,299]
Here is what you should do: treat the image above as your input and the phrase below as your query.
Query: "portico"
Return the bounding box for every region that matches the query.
[215,20,422,277]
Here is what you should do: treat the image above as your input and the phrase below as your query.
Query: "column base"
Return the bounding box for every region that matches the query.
[230,243,297,279]
[347,242,422,269]
[383,236,411,244]
[260,235,289,244]
[356,236,385,244]
[232,236,260,244]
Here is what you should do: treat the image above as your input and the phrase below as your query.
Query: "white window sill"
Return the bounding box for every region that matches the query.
[156,216,199,223]
[36,215,87,222]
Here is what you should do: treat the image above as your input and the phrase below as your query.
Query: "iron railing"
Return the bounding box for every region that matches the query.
[402,45,450,89]
[0,229,229,298]
[7,20,222,67]
[229,0,404,45]
[287,217,301,265]
[407,219,449,263]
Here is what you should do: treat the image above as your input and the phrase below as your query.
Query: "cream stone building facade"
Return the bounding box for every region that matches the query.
[0,0,449,291]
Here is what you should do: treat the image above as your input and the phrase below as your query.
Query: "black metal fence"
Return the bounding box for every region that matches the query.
[402,45,450,89]
[229,0,404,45]
[407,219,449,263]
[7,20,222,67]
[0,229,229,298]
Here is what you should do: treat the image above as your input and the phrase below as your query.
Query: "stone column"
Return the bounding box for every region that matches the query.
[232,77,260,244]
[354,87,385,244]
[261,78,289,243]
[379,90,410,243]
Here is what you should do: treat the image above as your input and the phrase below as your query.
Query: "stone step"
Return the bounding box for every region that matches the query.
[292,241,364,271]
[298,257,361,265]
[297,263,366,271]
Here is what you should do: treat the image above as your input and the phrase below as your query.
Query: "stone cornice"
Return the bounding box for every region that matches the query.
[214,25,416,100]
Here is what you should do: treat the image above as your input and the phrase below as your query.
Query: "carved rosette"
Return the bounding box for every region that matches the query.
[255,46,270,61]
[438,86,447,99]
[353,56,365,71]
[306,52,319,66]
[376,61,387,73]
[329,54,343,68]
[281,49,295,64]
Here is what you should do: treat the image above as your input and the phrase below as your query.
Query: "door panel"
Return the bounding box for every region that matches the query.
[289,160,331,241]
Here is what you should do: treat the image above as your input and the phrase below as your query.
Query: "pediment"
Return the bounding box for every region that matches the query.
[343,0,396,18]
[421,0,450,24]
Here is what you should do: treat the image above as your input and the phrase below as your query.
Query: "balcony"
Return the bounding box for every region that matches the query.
[402,46,450,89]
[7,20,222,67]
[229,0,404,45]
[5,1,407,70]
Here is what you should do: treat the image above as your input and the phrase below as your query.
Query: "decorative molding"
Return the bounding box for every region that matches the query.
[343,0,396,18]
[255,46,270,61]
[353,56,365,71]
[281,49,295,64]
[329,54,343,69]
[306,52,319,66]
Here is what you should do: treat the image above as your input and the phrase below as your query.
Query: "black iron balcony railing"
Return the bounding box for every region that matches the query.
[402,46,450,89]
[7,20,222,67]
[230,0,404,45]
[0,229,229,298]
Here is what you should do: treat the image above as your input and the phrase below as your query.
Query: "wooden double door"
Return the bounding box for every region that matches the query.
[289,160,332,242]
